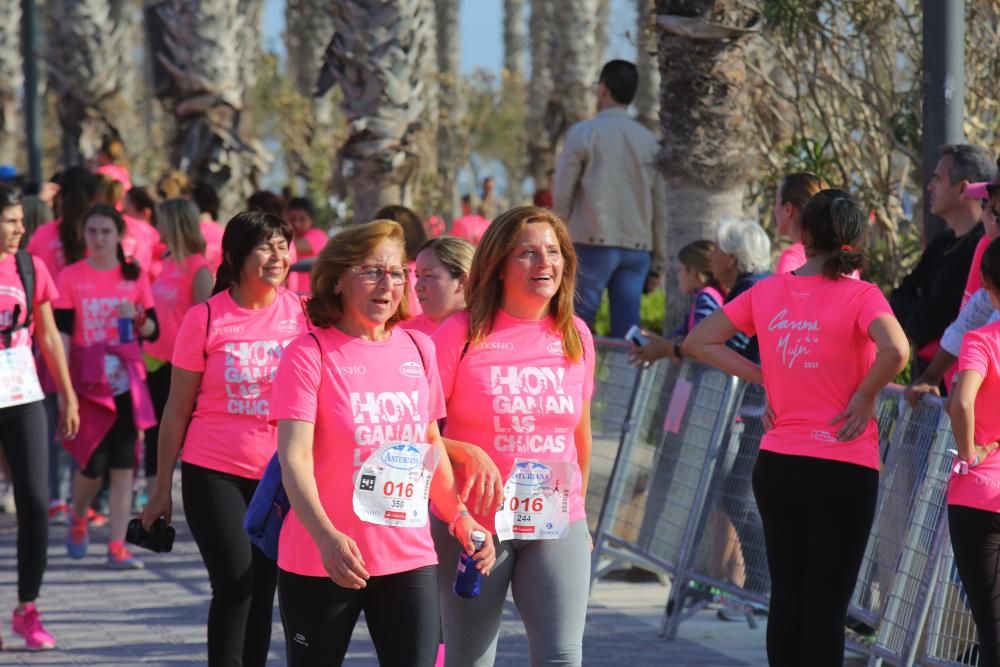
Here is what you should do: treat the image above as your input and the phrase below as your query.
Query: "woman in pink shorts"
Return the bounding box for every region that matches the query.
[431,206,595,666]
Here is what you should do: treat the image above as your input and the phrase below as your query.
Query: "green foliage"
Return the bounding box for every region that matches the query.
[593,290,667,338]
[461,69,528,199]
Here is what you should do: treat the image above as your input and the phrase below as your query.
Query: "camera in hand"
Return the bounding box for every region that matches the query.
[126,517,175,553]
[625,324,649,347]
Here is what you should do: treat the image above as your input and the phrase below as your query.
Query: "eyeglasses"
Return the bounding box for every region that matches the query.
[352,265,407,286]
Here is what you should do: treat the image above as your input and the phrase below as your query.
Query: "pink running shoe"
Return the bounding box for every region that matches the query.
[11,603,56,650]
[107,540,144,570]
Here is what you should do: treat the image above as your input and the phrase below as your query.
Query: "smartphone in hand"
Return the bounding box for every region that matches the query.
[625,324,649,347]
[126,517,175,553]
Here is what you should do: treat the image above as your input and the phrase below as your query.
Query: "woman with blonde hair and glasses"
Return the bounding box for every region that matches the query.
[431,206,595,666]
[142,199,213,482]
[270,219,494,666]
[405,235,475,335]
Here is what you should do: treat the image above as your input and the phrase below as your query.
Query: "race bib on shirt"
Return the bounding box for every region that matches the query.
[495,459,572,541]
[353,442,440,527]
[0,347,44,409]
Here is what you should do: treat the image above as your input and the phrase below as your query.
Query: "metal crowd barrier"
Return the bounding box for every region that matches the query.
[585,340,984,664]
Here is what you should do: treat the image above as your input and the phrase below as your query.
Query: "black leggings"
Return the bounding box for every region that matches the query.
[0,400,49,602]
[949,504,1000,667]
[278,565,440,667]
[752,451,878,667]
[182,462,276,667]
[81,393,137,478]
[143,362,171,477]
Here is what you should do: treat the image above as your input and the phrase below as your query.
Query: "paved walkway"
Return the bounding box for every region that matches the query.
[0,506,787,667]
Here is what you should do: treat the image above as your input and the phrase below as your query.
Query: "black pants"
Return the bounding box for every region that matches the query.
[143,362,171,477]
[182,462,276,667]
[278,566,440,667]
[752,451,878,667]
[81,393,137,478]
[949,505,1000,667]
[0,400,49,602]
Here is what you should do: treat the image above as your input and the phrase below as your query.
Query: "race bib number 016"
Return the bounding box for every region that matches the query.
[494,459,572,542]
[0,347,44,410]
[353,441,440,528]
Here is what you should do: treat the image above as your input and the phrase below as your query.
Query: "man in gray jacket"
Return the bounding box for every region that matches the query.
[553,59,667,337]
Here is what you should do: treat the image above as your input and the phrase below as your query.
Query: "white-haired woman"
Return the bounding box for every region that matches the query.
[706,219,773,601]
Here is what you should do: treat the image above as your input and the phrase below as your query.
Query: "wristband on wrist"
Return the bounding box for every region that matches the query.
[448,509,471,536]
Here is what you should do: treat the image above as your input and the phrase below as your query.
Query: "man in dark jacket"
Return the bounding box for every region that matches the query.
[891,144,997,378]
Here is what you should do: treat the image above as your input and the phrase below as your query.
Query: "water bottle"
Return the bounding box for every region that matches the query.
[453,530,487,599]
[118,316,134,343]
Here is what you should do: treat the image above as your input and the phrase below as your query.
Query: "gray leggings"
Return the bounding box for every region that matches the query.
[432,516,590,667]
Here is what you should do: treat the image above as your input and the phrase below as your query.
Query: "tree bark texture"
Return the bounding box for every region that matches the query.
[46,0,134,166]
[635,0,659,133]
[546,0,600,147]
[657,0,761,329]
[436,0,462,221]
[526,0,556,185]
[319,0,438,222]
[147,0,268,219]
[0,0,21,164]
[503,0,526,80]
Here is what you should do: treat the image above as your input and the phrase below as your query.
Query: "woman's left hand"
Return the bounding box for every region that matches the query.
[454,517,496,575]
[58,392,80,440]
[830,390,876,442]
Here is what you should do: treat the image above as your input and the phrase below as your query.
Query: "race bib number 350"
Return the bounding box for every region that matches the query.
[353,442,440,528]
[494,459,573,542]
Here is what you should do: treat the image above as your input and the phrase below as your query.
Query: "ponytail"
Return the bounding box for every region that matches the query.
[821,246,867,280]
[117,242,141,281]
[58,167,98,264]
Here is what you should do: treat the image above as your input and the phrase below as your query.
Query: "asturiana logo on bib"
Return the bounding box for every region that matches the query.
[399,361,424,378]
[546,340,564,356]
[512,461,553,487]
[381,444,423,470]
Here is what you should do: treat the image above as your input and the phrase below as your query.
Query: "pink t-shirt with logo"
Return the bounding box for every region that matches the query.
[200,220,224,273]
[947,320,1000,513]
[26,220,67,279]
[723,273,894,470]
[145,254,211,362]
[431,310,596,533]
[123,216,158,278]
[54,261,155,347]
[172,288,308,479]
[0,253,57,351]
[288,228,328,295]
[269,326,446,577]
[402,314,439,336]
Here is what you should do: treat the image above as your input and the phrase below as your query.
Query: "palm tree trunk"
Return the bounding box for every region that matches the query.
[635,0,659,133]
[436,0,462,222]
[503,0,526,80]
[526,0,556,185]
[595,0,610,61]
[657,0,762,329]
[45,0,134,166]
[146,0,268,219]
[0,0,21,164]
[319,0,437,223]
[546,0,599,147]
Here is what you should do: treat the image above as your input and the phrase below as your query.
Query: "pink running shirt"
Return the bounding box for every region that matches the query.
[947,320,1000,513]
[145,254,211,362]
[431,310,596,533]
[54,261,155,347]
[0,253,58,350]
[723,273,894,470]
[776,242,807,274]
[269,326,446,577]
[172,288,308,479]
[451,214,492,246]
[26,220,67,278]
[123,215,157,275]
[288,228,327,295]
[402,314,440,336]
[962,234,990,308]
[200,220,224,272]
